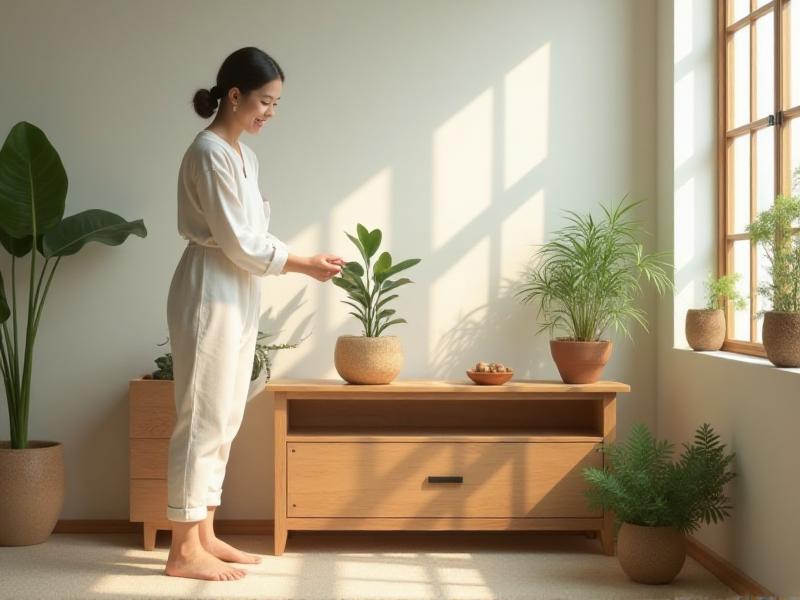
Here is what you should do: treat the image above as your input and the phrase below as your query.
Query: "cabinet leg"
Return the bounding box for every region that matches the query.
[600,511,615,556]
[274,525,288,556]
[143,523,158,551]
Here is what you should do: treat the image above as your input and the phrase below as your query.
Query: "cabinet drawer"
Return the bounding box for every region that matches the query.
[287,442,601,518]
[130,479,167,522]
[130,438,169,479]
[129,380,175,438]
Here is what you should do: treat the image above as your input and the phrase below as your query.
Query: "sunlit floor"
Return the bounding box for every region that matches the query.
[0,531,735,599]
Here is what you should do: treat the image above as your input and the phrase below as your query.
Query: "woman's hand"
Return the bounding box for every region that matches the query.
[283,253,344,281]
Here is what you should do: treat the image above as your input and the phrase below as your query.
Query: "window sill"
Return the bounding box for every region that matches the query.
[672,346,800,375]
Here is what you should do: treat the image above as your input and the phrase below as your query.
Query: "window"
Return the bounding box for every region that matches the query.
[718,0,799,357]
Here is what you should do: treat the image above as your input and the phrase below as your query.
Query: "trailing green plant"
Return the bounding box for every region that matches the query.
[149,331,307,381]
[746,195,800,313]
[0,122,147,449]
[703,273,747,311]
[332,224,421,337]
[583,423,736,534]
[515,198,673,341]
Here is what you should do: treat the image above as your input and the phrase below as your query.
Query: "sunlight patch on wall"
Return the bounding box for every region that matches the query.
[674,71,695,169]
[504,44,550,189]
[674,0,694,63]
[432,89,493,250]
[428,237,490,359]
[500,190,545,280]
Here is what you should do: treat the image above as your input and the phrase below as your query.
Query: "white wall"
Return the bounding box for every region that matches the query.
[657,0,800,595]
[0,0,658,524]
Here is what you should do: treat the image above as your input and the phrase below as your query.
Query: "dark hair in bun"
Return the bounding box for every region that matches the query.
[192,47,285,119]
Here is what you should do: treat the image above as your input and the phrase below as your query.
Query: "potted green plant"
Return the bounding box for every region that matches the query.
[685,273,747,351]
[0,121,146,545]
[332,224,421,384]
[142,331,306,384]
[583,423,736,584]
[746,195,800,367]
[515,198,672,383]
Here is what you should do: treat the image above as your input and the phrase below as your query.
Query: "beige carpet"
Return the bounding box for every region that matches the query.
[0,531,735,600]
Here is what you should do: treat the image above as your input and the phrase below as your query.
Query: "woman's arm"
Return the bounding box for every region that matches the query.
[283,253,344,282]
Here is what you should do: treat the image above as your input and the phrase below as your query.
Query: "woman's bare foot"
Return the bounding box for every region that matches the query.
[165,546,247,581]
[202,536,263,564]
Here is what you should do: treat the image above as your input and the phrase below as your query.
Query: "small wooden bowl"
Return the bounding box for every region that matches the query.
[466,370,513,385]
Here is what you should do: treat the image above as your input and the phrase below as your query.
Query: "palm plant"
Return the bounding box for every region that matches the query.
[746,195,800,313]
[583,422,736,534]
[703,273,747,311]
[515,198,673,341]
[332,224,421,337]
[0,122,147,448]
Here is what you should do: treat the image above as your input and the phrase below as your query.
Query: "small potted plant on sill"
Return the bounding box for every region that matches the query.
[332,224,421,384]
[583,423,736,585]
[746,195,800,367]
[515,198,672,383]
[0,121,146,546]
[685,273,747,351]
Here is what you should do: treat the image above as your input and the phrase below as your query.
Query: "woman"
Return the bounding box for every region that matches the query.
[165,47,343,581]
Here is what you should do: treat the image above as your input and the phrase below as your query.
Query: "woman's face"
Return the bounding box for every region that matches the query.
[231,78,282,134]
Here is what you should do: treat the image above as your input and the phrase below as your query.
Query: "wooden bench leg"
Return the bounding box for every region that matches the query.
[600,511,615,556]
[274,525,288,556]
[143,523,158,551]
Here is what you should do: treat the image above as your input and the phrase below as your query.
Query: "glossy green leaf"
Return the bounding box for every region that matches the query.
[0,271,9,323]
[0,121,67,239]
[41,209,147,257]
[375,258,421,284]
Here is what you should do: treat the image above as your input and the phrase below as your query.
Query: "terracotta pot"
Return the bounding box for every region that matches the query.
[685,309,725,351]
[762,311,800,367]
[549,339,612,384]
[334,335,403,384]
[617,522,686,584]
[0,441,65,546]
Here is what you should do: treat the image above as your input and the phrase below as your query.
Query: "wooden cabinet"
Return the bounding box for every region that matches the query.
[128,378,174,550]
[268,379,628,556]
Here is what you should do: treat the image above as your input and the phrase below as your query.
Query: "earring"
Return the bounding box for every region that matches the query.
[233,105,238,112]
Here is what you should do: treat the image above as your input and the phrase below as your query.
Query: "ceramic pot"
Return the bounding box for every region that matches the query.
[549,339,612,384]
[762,311,800,367]
[0,441,65,546]
[334,335,403,384]
[617,522,686,584]
[685,309,725,351]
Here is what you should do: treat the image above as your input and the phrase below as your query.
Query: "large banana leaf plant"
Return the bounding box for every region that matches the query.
[332,224,421,337]
[0,121,147,448]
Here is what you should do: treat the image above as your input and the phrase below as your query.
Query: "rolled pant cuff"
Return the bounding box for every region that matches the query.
[167,504,208,522]
[207,491,222,506]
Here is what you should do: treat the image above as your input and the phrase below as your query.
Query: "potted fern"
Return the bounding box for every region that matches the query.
[685,273,747,351]
[0,122,146,545]
[746,195,800,367]
[583,423,736,584]
[515,198,672,383]
[332,224,421,384]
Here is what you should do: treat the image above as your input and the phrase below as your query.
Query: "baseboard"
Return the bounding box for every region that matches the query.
[54,519,273,535]
[686,535,774,597]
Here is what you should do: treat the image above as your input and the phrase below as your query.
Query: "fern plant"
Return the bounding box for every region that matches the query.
[703,273,747,311]
[332,224,421,337]
[746,195,800,313]
[583,423,736,534]
[515,198,673,341]
[149,331,306,381]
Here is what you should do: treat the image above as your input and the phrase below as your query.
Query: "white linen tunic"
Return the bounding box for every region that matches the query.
[165,129,289,522]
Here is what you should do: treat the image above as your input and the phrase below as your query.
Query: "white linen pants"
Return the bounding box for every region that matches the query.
[165,242,260,522]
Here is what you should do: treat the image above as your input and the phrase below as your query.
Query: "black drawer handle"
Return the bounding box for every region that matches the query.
[428,476,463,484]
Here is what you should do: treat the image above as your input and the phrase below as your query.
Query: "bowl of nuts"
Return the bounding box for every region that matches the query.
[466,361,514,385]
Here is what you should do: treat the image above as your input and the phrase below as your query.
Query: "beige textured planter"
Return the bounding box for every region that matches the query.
[549,339,612,384]
[685,309,725,351]
[0,441,65,546]
[334,335,403,384]
[617,522,686,584]
[762,311,800,367]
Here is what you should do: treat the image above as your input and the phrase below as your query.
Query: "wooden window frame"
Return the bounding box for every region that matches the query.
[717,0,797,358]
